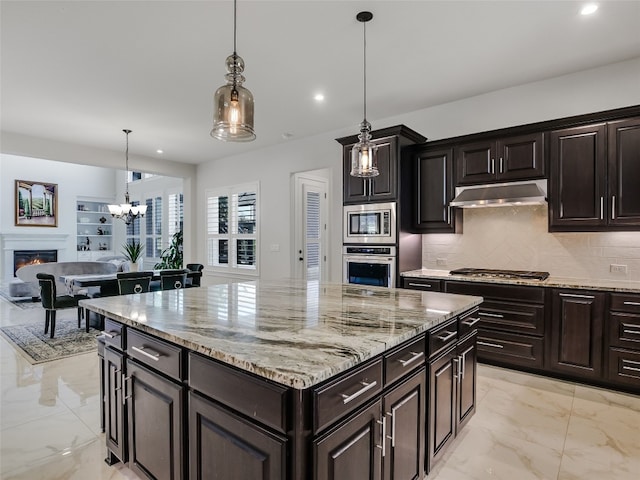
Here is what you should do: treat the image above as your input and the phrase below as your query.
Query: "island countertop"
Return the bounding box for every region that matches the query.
[81,279,482,389]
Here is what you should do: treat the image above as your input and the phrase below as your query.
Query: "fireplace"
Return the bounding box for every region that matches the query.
[14,250,58,276]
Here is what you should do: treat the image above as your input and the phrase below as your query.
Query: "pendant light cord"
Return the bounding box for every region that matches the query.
[123,129,131,199]
[363,19,367,123]
[233,0,237,55]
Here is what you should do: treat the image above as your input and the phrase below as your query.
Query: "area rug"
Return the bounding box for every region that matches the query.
[0,319,100,364]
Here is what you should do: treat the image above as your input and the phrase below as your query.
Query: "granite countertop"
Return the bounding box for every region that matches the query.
[80,279,482,389]
[401,269,640,293]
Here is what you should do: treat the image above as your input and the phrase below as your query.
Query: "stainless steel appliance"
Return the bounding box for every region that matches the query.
[343,246,397,288]
[343,202,396,244]
[449,268,550,281]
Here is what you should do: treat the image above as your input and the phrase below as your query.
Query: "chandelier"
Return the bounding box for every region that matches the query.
[351,11,379,178]
[211,0,256,142]
[108,129,147,225]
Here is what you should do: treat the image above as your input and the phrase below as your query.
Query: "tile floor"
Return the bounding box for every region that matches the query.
[1,295,639,479]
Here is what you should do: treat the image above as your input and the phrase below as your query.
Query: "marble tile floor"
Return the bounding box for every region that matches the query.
[1,295,639,479]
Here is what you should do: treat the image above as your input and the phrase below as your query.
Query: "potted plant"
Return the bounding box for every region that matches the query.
[155,230,183,270]
[122,241,144,272]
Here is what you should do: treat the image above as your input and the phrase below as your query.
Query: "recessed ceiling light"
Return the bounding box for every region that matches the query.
[156,149,163,154]
[281,132,294,140]
[581,3,598,15]
[314,93,325,102]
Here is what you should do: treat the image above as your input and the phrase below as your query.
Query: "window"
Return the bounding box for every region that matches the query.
[207,183,258,274]
[168,192,184,237]
[145,195,163,259]
[125,201,141,248]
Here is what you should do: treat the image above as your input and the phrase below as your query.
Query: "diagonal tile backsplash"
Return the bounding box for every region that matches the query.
[422,205,640,281]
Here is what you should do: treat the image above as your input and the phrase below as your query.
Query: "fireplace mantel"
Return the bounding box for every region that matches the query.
[1,233,69,280]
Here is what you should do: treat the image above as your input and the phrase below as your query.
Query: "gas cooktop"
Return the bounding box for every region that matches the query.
[449,268,550,281]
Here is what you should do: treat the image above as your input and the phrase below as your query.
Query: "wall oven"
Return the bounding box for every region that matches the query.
[343,202,396,245]
[343,246,396,288]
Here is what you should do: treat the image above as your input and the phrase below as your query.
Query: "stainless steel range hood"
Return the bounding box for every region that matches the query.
[450,180,547,208]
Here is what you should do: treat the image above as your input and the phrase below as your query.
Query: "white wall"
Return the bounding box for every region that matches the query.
[0,154,117,278]
[195,58,640,283]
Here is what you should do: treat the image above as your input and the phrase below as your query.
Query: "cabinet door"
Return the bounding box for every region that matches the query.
[456,333,477,432]
[344,138,396,203]
[315,400,382,480]
[428,346,457,468]
[608,117,640,227]
[127,360,184,480]
[414,147,459,233]
[549,124,607,230]
[189,391,286,480]
[497,132,544,181]
[383,370,426,480]
[549,290,605,380]
[455,140,496,185]
[104,347,126,464]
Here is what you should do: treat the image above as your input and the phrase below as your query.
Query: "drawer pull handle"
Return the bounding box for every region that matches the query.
[622,329,640,336]
[622,365,640,373]
[408,282,431,288]
[341,380,378,405]
[622,359,640,366]
[398,351,424,367]
[461,317,480,327]
[559,293,595,300]
[623,301,640,306]
[131,345,162,361]
[479,312,504,319]
[101,330,119,339]
[436,331,457,342]
[477,340,504,349]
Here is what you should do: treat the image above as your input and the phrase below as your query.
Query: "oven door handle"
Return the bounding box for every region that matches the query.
[344,256,395,264]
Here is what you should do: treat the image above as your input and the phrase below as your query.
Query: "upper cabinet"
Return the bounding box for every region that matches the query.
[406,145,461,233]
[549,116,640,231]
[455,132,544,186]
[337,125,426,204]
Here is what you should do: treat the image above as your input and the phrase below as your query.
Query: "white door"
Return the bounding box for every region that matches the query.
[293,173,328,282]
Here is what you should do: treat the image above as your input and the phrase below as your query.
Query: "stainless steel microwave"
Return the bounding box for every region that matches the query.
[343,202,396,244]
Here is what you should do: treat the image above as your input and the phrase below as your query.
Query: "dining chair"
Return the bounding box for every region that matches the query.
[117,271,153,295]
[159,269,189,290]
[185,263,204,287]
[36,273,90,338]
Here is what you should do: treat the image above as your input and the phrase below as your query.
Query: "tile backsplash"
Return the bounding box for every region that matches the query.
[421,205,640,281]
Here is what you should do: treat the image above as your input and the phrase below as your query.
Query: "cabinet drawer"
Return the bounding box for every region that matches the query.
[101,318,124,351]
[384,335,426,386]
[127,329,183,381]
[403,278,443,292]
[477,329,544,369]
[478,301,545,335]
[314,358,383,433]
[608,348,640,390]
[458,308,480,339]
[189,352,289,433]
[608,312,640,350]
[428,318,458,359]
[610,293,640,314]
[445,281,545,304]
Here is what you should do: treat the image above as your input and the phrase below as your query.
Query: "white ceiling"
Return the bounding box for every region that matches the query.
[2,1,639,165]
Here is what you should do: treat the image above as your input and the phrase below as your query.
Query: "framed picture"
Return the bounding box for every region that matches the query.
[15,180,58,227]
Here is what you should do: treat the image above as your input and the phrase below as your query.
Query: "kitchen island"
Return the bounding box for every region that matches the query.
[82,279,482,480]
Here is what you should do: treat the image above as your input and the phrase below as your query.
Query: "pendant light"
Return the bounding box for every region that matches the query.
[108,129,147,225]
[351,11,378,178]
[211,0,256,142]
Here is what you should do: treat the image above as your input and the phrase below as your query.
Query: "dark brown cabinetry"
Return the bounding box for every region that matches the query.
[406,146,461,233]
[549,117,640,231]
[104,346,126,464]
[607,293,640,390]
[455,133,544,185]
[189,391,286,480]
[445,281,546,369]
[402,277,443,292]
[549,289,605,380]
[428,345,456,466]
[337,125,426,204]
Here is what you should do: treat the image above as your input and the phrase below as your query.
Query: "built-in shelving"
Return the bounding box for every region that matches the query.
[77,199,114,260]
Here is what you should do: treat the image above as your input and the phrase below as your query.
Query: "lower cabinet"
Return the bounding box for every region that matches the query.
[104,346,126,464]
[189,391,286,480]
[127,360,184,480]
[607,293,640,390]
[549,289,605,380]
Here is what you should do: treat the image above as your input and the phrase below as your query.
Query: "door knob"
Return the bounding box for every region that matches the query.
[298,257,304,261]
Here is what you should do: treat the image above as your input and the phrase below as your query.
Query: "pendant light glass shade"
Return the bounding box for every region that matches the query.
[108,129,147,225]
[211,54,255,141]
[211,0,256,142]
[350,11,378,178]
